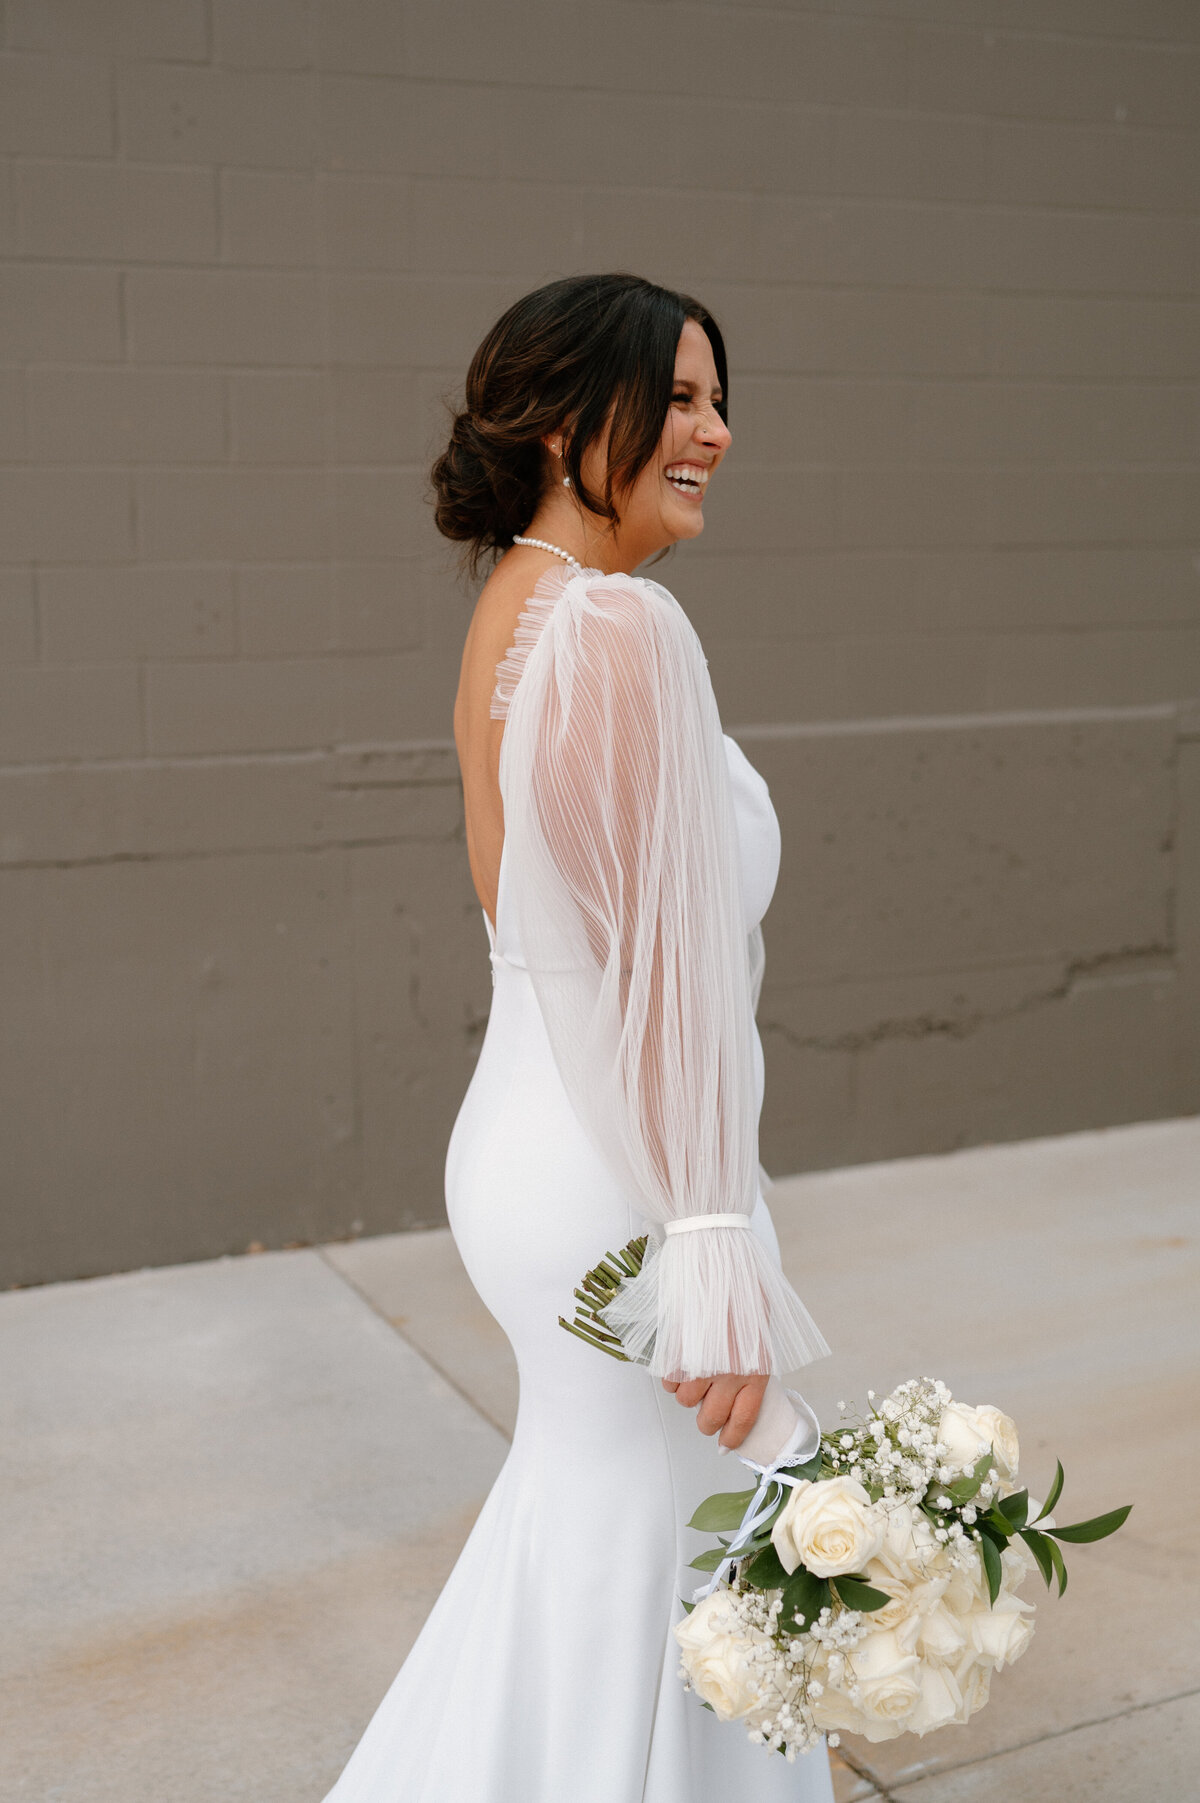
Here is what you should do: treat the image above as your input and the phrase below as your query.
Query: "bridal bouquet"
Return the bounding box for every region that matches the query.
[560,1241,1131,1762]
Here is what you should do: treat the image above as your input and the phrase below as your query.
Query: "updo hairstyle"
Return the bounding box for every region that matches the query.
[430,273,728,576]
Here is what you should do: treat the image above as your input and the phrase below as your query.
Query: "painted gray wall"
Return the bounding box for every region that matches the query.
[2,2,1198,1285]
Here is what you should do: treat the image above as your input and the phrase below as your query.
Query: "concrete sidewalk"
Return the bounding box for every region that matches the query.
[4,1118,1198,1802]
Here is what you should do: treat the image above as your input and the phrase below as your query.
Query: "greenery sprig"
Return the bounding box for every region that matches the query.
[685,1424,1131,1620]
[936,1455,1131,1604]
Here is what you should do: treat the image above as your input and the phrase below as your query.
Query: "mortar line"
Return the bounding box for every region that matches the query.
[315,1244,514,1444]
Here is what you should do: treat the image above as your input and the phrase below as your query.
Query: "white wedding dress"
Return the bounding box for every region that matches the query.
[323,563,834,1803]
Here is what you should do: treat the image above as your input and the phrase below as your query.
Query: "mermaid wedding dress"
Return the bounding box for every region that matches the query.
[323,563,834,1803]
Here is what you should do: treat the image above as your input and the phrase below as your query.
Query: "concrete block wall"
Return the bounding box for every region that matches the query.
[2,1,1198,1284]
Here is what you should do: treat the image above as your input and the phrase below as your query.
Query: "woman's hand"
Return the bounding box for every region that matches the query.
[661,1372,769,1450]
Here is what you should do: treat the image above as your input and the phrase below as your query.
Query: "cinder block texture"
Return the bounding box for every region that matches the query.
[745,709,1193,1173]
[1,5,1198,1283]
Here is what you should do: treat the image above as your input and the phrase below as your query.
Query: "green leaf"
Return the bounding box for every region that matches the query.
[985,1507,1016,1540]
[1018,1528,1056,1590]
[729,1534,775,1564]
[1047,1504,1132,1545]
[979,1533,1003,1606]
[833,1575,892,1613]
[781,1566,829,1633]
[1047,1534,1068,1597]
[742,1543,791,1591]
[944,1477,979,1505]
[945,1450,996,1507]
[782,1453,823,1483]
[998,1489,1030,1531]
[1033,1459,1065,1524]
[687,1488,759,1532]
[679,1597,695,1614]
[688,1545,732,1573]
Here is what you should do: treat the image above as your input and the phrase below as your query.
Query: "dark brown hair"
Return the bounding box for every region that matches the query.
[430,273,728,576]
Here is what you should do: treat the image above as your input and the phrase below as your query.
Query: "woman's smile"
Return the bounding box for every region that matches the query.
[664,460,712,500]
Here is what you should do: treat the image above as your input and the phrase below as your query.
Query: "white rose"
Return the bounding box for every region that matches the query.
[965,1589,1036,1670]
[876,1501,943,1584]
[942,1553,988,1619]
[858,1560,914,1631]
[863,1566,956,1645]
[952,1653,993,1724]
[771,1477,886,1579]
[808,1673,870,1740]
[937,1401,993,1476]
[906,1662,962,1737]
[973,1405,1019,1480]
[845,1627,923,1741]
[674,1592,769,1721]
[914,1598,968,1664]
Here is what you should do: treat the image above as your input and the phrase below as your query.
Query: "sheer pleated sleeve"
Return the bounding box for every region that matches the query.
[494,565,829,1383]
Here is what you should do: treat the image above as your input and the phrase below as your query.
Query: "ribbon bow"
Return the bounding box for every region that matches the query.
[692,1451,814,1603]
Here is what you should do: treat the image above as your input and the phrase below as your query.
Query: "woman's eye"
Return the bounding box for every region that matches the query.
[672,393,693,406]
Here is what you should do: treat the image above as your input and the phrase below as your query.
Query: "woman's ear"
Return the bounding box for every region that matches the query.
[542,432,571,489]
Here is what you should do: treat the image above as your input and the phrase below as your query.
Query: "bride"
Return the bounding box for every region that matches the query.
[323,273,834,1803]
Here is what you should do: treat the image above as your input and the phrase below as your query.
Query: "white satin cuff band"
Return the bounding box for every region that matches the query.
[662,1213,753,1236]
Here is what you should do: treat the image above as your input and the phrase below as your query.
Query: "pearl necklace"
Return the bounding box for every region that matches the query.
[512,534,585,572]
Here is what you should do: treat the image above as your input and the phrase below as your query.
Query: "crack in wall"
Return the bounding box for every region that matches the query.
[761,944,1177,1056]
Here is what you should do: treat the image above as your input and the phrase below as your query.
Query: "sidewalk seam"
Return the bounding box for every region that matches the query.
[315,1246,514,1444]
[837,1744,899,1801]
[885,1679,1200,1792]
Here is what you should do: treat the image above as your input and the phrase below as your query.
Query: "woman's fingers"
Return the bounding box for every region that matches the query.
[663,1372,771,1445]
[694,1376,736,1436]
[672,1376,714,1410]
[718,1376,768,1450]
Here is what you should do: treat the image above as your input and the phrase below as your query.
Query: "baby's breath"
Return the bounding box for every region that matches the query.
[683,1376,1048,1762]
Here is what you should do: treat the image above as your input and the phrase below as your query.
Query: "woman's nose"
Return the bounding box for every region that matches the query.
[700,408,732,452]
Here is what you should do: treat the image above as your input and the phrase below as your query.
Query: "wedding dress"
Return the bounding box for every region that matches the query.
[323,562,834,1803]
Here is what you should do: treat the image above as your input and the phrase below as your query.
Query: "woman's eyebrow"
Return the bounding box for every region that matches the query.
[673,375,725,399]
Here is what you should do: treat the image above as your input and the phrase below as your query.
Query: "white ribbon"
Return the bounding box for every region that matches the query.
[690,1386,822,1602]
[692,1453,815,1603]
[663,1213,752,1236]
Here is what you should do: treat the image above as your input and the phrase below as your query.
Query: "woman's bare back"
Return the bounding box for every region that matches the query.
[453,551,555,935]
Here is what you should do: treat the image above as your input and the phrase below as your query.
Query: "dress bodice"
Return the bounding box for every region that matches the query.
[483,730,781,972]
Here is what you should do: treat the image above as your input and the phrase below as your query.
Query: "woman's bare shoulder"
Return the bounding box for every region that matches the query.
[457,554,558,731]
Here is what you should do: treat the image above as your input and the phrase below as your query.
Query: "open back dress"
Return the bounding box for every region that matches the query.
[322,562,834,1803]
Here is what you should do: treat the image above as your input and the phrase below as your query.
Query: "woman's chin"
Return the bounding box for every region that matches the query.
[668,502,705,541]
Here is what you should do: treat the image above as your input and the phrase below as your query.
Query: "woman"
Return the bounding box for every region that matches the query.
[323,274,833,1802]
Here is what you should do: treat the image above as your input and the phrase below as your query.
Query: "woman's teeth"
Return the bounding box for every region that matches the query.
[665,466,708,496]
